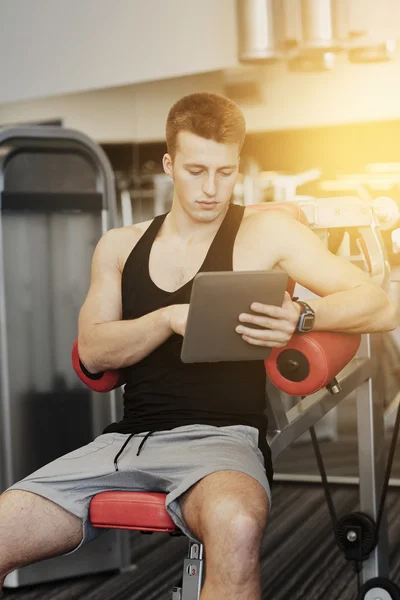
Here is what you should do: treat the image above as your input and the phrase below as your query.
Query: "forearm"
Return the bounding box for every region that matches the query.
[79,307,173,373]
[306,284,399,334]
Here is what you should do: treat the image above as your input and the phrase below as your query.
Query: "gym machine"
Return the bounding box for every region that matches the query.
[267,195,400,598]
[0,126,131,587]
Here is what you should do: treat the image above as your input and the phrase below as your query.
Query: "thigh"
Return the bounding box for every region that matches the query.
[6,433,120,519]
[6,431,178,518]
[5,433,125,553]
[6,431,177,554]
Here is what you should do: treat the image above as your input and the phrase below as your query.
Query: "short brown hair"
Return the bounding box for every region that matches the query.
[166,92,246,161]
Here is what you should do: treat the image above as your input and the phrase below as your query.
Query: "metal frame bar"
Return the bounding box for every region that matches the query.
[0,127,116,214]
[268,357,372,461]
[355,334,389,582]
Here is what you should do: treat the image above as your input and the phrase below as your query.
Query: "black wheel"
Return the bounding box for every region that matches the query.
[358,577,400,600]
[336,512,377,561]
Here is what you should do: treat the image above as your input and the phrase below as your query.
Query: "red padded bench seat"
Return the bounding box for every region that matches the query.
[90,491,181,534]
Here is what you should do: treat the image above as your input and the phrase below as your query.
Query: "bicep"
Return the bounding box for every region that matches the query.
[270,214,373,297]
[78,230,123,340]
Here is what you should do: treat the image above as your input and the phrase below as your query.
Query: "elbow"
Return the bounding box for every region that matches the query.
[77,333,102,375]
[385,299,399,332]
[372,284,399,332]
[389,306,399,331]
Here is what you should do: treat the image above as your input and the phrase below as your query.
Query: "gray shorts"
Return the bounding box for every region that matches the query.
[6,424,271,554]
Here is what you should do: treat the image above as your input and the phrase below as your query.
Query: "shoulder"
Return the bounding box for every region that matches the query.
[96,218,155,272]
[241,205,301,236]
[243,203,308,224]
[240,205,314,264]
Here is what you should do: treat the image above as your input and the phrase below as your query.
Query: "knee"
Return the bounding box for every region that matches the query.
[201,504,265,587]
[201,498,268,549]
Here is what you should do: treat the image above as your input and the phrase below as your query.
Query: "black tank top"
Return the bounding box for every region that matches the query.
[103,203,273,485]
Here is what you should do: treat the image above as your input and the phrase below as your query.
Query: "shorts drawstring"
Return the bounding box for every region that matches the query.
[113,431,156,471]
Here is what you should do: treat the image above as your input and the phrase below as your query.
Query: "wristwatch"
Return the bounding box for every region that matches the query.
[292,297,315,333]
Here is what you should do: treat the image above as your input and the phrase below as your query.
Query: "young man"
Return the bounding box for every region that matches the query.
[0,93,398,600]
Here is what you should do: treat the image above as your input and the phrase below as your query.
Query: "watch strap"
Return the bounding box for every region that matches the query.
[292,297,315,333]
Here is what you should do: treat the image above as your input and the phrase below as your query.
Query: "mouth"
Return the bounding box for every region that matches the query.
[196,201,218,208]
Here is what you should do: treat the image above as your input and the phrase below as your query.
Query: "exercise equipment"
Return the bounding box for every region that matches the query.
[73,200,400,597]
[234,166,322,204]
[358,578,400,600]
[265,331,361,395]
[0,126,130,588]
[72,339,124,392]
[287,195,392,289]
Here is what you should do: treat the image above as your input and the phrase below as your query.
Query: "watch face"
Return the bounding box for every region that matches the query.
[303,314,315,330]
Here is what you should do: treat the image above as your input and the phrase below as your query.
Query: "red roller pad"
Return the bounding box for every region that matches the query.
[265,332,361,396]
[71,339,124,392]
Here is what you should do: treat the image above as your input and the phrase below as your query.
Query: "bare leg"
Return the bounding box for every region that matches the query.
[200,525,263,600]
[0,490,83,589]
[181,471,269,600]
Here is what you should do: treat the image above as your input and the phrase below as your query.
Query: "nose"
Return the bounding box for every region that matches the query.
[202,174,217,197]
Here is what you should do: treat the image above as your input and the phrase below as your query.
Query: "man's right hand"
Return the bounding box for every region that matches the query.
[166,304,190,337]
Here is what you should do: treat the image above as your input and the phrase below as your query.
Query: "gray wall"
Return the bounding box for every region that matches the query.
[0,0,238,104]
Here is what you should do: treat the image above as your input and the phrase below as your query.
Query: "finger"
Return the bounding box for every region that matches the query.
[237,325,290,343]
[249,303,287,319]
[242,335,287,348]
[249,291,292,314]
[238,313,294,334]
[282,291,292,305]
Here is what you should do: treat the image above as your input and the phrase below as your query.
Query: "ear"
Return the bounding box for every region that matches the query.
[162,153,173,178]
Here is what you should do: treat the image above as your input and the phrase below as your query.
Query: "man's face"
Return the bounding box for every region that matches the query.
[163,131,240,222]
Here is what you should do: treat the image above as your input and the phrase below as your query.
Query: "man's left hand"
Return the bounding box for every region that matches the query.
[235,291,301,348]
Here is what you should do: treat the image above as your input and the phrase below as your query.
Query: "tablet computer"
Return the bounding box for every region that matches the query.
[180,270,289,363]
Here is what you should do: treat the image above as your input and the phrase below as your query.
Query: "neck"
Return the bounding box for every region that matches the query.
[164,199,230,243]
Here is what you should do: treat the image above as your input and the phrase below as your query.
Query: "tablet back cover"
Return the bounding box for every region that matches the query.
[181,270,289,363]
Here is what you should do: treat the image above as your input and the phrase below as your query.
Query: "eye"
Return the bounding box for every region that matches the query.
[220,171,234,177]
[189,170,203,176]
